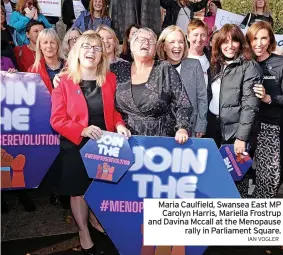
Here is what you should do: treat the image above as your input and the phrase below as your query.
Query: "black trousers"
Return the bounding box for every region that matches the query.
[205,111,235,148]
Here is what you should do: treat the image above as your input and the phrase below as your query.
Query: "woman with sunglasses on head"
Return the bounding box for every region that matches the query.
[246,21,283,198]
[207,24,262,155]
[50,31,130,255]
[9,0,51,45]
[157,25,207,138]
[114,27,193,143]
[62,27,82,57]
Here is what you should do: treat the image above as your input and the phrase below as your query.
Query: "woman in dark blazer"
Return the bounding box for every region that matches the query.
[50,31,130,255]
[157,25,208,137]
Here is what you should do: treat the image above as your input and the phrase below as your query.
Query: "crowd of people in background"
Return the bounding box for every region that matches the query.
[1,0,282,254]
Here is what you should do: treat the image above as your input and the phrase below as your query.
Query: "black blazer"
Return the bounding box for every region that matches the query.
[62,0,90,30]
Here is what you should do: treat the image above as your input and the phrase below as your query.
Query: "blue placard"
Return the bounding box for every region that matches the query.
[84,137,240,255]
[219,144,253,181]
[80,131,135,183]
[0,72,59,190]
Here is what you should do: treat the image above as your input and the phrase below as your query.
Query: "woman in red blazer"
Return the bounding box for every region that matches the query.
[50,30,130,255]
[28,28,66,94]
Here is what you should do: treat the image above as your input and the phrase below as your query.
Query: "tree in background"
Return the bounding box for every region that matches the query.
[221,0,283,34]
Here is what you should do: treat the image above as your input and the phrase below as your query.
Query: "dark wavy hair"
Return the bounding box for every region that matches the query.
[206,0,222,16]
[211,24,252,74]
[121,24,141,55]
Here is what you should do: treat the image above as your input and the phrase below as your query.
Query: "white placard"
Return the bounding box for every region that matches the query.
[275,34,283,50]
[38,0,61,17]
[215,9,283,51]
[215,9,244,30]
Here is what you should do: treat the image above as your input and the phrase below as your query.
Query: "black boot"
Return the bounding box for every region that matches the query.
[81,245,96,255]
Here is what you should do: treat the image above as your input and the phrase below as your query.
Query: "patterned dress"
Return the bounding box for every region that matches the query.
[114,60,193,136]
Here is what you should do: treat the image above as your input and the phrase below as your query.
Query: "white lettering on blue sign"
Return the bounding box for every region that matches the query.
[224,157,233,172]
[97,135,124,158]
[0,82,36,131]
[130,146,208,198]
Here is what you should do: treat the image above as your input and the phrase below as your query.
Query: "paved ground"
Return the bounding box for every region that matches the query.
[2,189,283,255]
[1,180,283,255]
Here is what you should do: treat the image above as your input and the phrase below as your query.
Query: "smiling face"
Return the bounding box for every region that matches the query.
[93,0,102,12]
[131,30,156,60]
[163,30,185,64]
[98,29,115,55]
[220,35,240,59]
[39,35,58,58]
[188,27,208,54]
[79,39,102,70]
[251,28,270,58]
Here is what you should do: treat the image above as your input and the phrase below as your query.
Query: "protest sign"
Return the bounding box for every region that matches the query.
[219,145,252,181]
[215,9,283,50]
[215,9,244,30]
[37,0,61,17]
[0,72,59,190]
[85,137,240,255]
[275,34,283,50]
[80,131,135,182]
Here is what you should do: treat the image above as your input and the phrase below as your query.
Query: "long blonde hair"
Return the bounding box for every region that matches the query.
[31,28,65,72]
[64,30,109,86]
[95,25,120,57]
[156,25,188,61]
[252,0,271,16]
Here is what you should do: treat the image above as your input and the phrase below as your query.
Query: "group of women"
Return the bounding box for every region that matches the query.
[44,17,282,254]
[1,0,282,253]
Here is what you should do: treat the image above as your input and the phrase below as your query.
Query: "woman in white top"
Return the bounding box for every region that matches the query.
[187,19,211,88]
[206,24,262,155]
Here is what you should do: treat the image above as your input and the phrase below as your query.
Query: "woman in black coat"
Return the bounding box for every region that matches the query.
[206,24,262,154]
[246,21,283,198]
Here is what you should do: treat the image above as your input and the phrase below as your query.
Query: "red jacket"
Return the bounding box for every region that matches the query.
[28,58,54,94]
[50,72,125,145]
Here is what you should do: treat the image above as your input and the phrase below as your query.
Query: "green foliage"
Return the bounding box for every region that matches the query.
[221,0,283,34]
